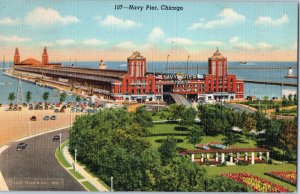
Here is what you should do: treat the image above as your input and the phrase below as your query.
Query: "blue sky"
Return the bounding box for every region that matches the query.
[0,0,297,61]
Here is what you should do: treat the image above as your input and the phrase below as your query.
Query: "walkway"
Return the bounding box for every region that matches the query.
[0,145,9,191]
[169,93,191,107]
[62,145,109,192]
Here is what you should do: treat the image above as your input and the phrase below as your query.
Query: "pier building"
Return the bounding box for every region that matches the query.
[12,48,244,102]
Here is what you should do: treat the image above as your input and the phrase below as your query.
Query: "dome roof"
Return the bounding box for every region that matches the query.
[128,51,145,60]
[209,49,226,60]
[20,58,41,65]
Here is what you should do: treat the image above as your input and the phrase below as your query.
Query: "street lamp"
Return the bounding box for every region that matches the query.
[166,54,170,74]
[28,121,31,136]
[110,176,114,191]
[74,148,77,171]
[186,55,190,75]
[59,133,62,150]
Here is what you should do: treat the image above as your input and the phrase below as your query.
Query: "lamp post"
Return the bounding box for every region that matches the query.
[28,121,31,136]
[186,55,190,75]
[74,148,77,171]
[166,54,170,74]
[111,176,114,191]
[59,133,62,150]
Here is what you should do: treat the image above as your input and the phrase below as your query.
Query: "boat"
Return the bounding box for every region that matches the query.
[238,61,247,64]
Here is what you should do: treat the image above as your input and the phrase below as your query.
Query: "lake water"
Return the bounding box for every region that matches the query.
[0,61,297,104]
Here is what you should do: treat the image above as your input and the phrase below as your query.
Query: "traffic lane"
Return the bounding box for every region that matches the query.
[0,128,85,191]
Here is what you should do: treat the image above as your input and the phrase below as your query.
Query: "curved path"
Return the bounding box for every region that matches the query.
[0,128,85,191]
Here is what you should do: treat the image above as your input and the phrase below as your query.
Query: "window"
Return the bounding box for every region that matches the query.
[137,61,141,77]
[131,62,134,76]
[211,61,216,75]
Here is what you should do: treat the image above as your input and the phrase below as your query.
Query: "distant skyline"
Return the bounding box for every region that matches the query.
[0,0,298,62]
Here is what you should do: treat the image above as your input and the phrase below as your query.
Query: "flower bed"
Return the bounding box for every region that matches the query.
[222,173,289,192]
[265,171,296,186]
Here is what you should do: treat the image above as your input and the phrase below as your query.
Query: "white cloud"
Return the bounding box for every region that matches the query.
[255,14,289,26]
[99,15,141,28]
[55,39,75,46]
[26,7,80,25]
[0,34,30,42]
[40,41,54,47]
[149,27,165,42]
[166,37,194,46]
[82,39,106,46]
[234,42,255,50]
[229,36,240,44]
[0,17,19,25]
[188,8,245,30]
[256,42,274,49]
[201,41,224,47]
[115,41,137,50]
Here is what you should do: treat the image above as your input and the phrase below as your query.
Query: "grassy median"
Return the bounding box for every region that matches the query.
[55,140,99,191]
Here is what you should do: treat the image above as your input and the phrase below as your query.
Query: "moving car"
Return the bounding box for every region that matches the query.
[43,116,50,120]
[17,143,27,151]
[30,116,37,121]
[52,135,60,142]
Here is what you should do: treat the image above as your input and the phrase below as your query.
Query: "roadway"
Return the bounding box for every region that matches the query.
[0,128,85,191]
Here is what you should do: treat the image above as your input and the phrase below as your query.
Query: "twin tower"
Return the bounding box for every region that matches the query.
[14,47,48,65]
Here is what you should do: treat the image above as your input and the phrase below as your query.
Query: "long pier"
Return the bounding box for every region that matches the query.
[244,80,297,87]
[165,66,296,70]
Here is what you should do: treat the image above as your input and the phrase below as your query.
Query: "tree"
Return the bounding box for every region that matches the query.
[293,94,297,105]
[222,130,241,146]
[263,96,269,104]
[253,111,271,131]
[133,106,153,128]
[243,116,256,132]
[26,91,32,104]
[60,92,67,102]
[199,105,229,135]
[155,157,206,191]
[158,137,177,165]
[257,119,281,147]
[8,92,15,105]
[75,95,81,102]
[187,125,204,149]
[279,120,297,158]
[288,94,293,105]
[168,104,185,120]
[180,107,197,126]
[204,176,248,192]
[42,92,49,105]
[282,95,288,106]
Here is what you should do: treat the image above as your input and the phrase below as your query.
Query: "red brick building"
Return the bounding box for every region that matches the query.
[156,49,244,102]
[13,48,243,102]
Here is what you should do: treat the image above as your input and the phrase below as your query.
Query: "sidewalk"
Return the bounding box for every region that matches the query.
[62,145,109,192]
[0,145,9,191]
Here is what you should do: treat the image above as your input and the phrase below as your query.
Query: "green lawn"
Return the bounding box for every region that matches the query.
[55,141,72,168]
[69,169,84,179]
[148,124,187,134]
[82,181,98,191]
[204,163,296,192]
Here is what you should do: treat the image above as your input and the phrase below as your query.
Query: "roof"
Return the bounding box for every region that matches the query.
[183,147,269,154]
[128,51,145,60]
[20,58,41,65]
[209,49,226,60]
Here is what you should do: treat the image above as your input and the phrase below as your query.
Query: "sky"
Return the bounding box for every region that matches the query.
[0,0,298,62]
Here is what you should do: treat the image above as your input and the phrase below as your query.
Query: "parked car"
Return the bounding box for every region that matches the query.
[60,109,65,113]
[17,143,27,151]
[13,107,17,111]
[18,107,22,111]
[43,116,50,120]
[52,135,60,142]
[54,109,60,113]
[29,107,33,110]
[50,115,56,120]
[30,116,37,121]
